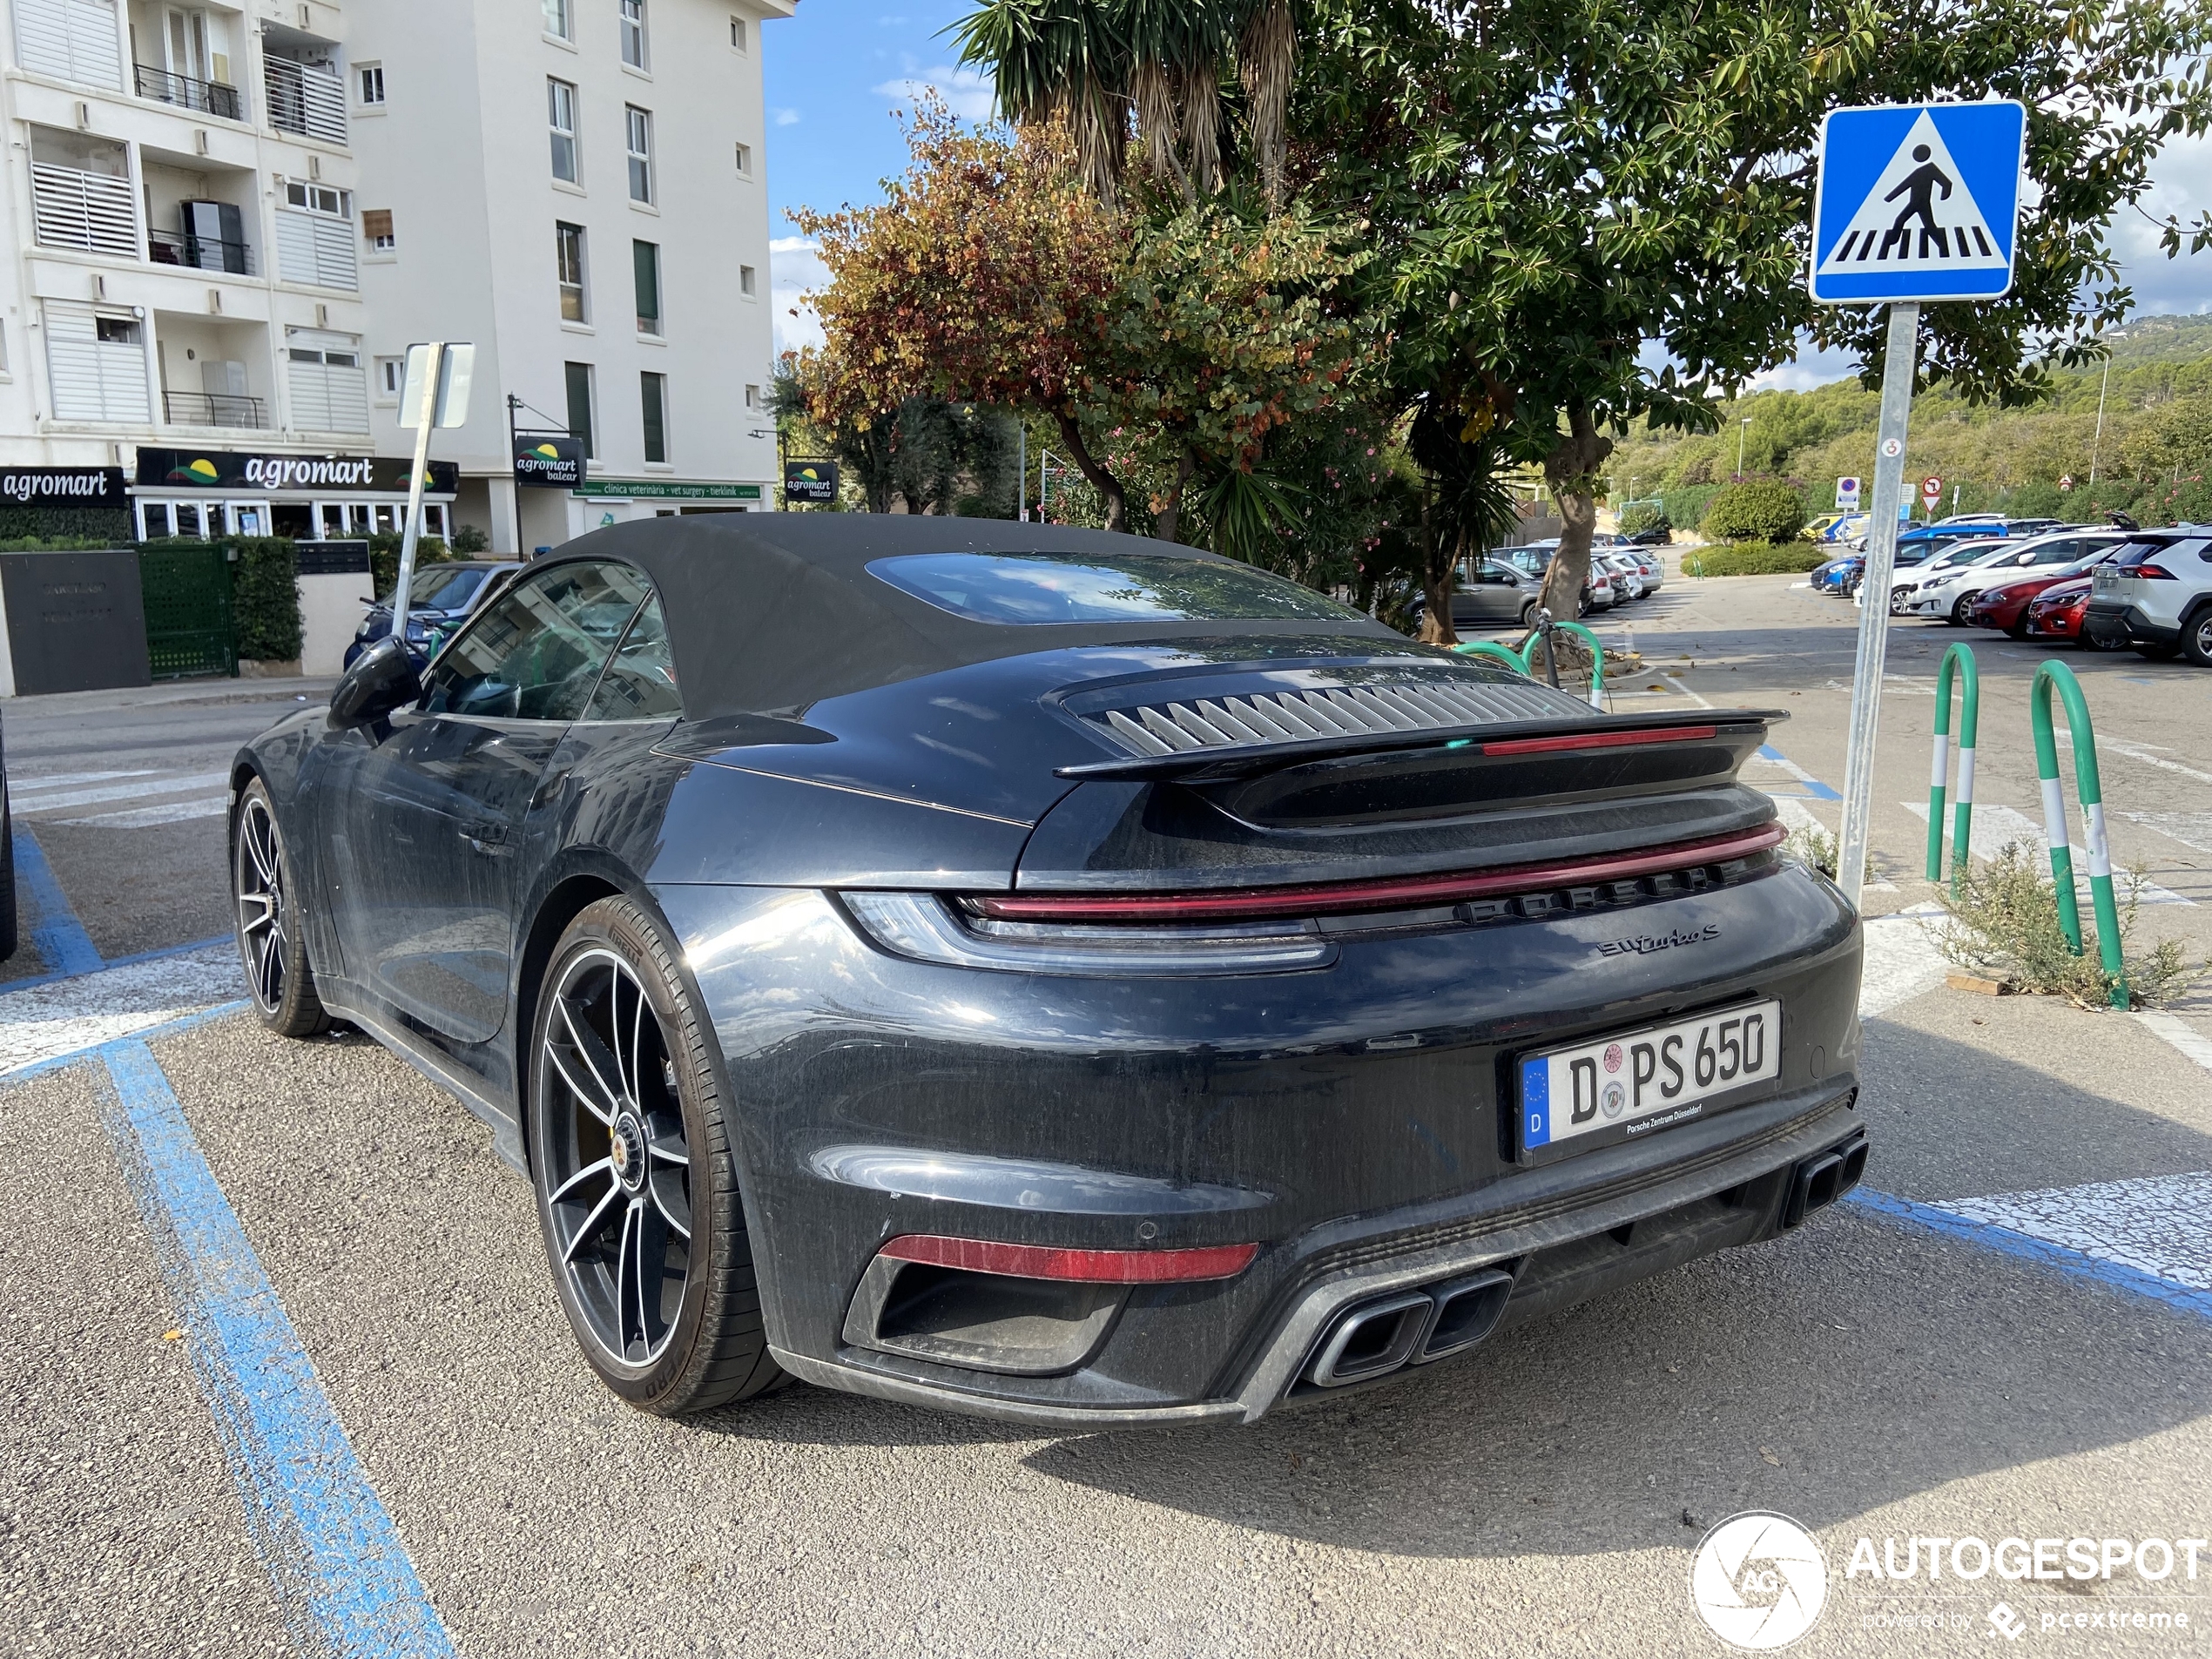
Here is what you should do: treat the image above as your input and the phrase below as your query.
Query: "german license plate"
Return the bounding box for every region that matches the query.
[1518,999,1781,1163]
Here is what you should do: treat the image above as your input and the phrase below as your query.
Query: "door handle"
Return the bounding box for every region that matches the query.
[462,822,513,855]
[529,770,571,813]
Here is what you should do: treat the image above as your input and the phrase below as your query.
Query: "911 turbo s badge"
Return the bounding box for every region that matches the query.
[1597,922,1721,958]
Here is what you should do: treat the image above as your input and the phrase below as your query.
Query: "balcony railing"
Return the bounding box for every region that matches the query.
[263,57,345,145]
[135,63,244,121]
[149,228,256,276]
[30,164,138,258]
[164,391,269,429]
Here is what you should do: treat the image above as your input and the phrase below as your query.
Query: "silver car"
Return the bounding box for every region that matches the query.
[2084,526,2212,664]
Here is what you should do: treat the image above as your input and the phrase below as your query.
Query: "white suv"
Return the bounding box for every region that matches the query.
[2084,527,2212,664]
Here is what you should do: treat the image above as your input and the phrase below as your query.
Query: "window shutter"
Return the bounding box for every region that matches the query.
[314,214,356,287]
[322,358,368,432]
[276,209,317,283]
[31,163,137,257]
[362,208,393,241]
[44,302,147,422]
[16,0,122,89]
[15,0,72,79]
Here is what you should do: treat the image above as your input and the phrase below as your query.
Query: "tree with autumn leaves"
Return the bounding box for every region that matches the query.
[792,102,1388,570]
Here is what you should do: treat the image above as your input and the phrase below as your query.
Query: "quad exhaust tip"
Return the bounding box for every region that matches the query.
[1782,1132,1869,1230]
[1305,1268,1516,1389]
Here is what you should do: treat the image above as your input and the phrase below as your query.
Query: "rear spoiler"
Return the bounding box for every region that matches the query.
[1053,708,1786,784]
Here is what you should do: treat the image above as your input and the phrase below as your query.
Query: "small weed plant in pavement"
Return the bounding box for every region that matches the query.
[1936,842,2201,1010]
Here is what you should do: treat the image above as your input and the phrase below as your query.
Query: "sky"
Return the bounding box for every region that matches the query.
[760,4,2212,389]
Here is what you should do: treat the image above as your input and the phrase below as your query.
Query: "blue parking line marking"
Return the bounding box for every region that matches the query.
[0,930,232,997]
[14,822,102,976]
[3,1000,250,1085]
[1755,745,1844,801]
[96,1038,456,1659]
[1845,1188,2212,1321]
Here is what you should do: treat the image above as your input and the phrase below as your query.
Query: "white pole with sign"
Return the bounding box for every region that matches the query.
[391,341,475,650]
[1809,101,2025,909]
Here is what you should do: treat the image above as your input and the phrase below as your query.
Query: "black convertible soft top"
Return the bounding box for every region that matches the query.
[551,514,1402,720]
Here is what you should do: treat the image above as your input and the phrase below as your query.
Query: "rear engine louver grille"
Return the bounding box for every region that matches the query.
[1090,680,1588,758]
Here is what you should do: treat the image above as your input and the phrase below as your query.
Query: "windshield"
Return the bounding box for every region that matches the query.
[867,551,1360,625]
[381,566,490,612]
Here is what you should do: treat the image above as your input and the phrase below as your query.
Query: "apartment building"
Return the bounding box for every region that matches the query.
[0,0,786,552]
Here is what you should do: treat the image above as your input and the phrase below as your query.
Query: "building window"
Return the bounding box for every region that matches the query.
[738,264,756,298]
[565,361,597,458]
[286,333,370,433]
[733,141,752,177]
[744,383,759,409]
[730,15,747,50]
[543,0,571,40]
[619,0,647,69]
[556,221,589,322]
[633,239,661,336]
[641,371,668,464]
[283,179,349,217]
[276,179,357,289]
[548,78,579,184]
[625,106,653,204]
[374,355,403,400]
[363,208,395,253]
[357,63,385,105]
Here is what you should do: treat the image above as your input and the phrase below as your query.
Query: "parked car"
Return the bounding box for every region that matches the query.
[1415,557,1549,633]
[1964,537,2132,637]
[1627,550,1665,592]
[344,560,520,669]
[233,516,1866,1424]
[2021,575,2120,649]
[2084,525,2212,663]
[1816,537,1953,598]
[1625,523,1673,547]
[1900,529,2127,624]
[1599,553,1646,601]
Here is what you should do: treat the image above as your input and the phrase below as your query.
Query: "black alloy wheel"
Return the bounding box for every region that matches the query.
[530,898,781,1414]
[233,779,327,1037]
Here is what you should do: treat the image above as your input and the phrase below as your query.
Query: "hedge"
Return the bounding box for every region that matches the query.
[0,504,131,543]
[1617,502,1670,538]
[368,532,455,597]
[1700,481,1809,543]
[1680,541,1829,577]
[228,537,304,661]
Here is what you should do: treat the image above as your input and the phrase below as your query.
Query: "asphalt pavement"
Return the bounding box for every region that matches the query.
[3,582,2209,1659]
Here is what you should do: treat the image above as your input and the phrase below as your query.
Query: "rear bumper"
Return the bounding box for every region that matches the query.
[2084,601,2177,647]
[658,860,1863,1427]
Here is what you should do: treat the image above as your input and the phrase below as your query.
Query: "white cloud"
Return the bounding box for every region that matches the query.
[772,107,801,127]
[1748,342,1864,393]
[2109,130,2212,318]
[771,235,828,358]
[870,64,996,122]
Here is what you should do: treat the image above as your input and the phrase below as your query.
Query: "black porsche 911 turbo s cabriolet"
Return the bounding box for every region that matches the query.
[230,516,1866,1426]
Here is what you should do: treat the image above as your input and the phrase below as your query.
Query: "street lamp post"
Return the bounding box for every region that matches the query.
[1736,418,1752,482]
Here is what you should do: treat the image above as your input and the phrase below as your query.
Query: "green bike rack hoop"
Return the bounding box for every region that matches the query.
[2029,658,2128,1008]
[1927,643,1979,890]
[1521,620,1607,709]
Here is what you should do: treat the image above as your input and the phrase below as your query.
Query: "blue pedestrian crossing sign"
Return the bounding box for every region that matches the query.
[1810,102,2027,304]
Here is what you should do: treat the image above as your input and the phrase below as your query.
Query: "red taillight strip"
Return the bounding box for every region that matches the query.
[1478,725,1716,756]
[879,1234,1258,1284]
[969,822,1788,924]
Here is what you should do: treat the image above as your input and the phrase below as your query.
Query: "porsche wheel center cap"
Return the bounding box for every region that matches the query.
[610,1113,647,1192]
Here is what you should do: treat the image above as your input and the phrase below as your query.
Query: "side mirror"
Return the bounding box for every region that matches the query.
[328,637,423,731]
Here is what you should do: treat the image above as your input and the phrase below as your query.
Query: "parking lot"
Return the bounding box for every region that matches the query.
[5,567,2211,1658]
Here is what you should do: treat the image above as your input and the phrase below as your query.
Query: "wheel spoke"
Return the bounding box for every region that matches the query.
[632,1201,673,1347]
[554,999,624,1121]
[239,892,276,934]
[649,1167,691,1240]
[616,1200,644,1352]
[626,975,646,1115]
[547,1156,615,1205]
[640,1116,688,1167]
[562,1179,626,1264]
[253,925,280,1004]
[246,815,278,887]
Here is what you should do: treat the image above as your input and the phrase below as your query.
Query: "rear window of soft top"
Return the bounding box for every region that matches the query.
[867,551,1360,624]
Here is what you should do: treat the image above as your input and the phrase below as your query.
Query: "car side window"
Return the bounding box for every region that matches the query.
[421,560,651,722]
[2030,543,2077,565]
[584,593,682,720]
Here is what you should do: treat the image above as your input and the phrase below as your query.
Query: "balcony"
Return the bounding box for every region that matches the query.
[149,227,255,276]
[30,163,138,259]
[263,57,345,145]
[135,62,244,121]
[164,390,269,429]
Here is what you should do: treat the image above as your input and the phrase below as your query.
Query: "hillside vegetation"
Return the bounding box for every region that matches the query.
[1608,314,2212,530]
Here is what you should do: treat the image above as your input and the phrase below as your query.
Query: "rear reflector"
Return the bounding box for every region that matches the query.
[968,822,1787,925]
[879,1234,1258,1284]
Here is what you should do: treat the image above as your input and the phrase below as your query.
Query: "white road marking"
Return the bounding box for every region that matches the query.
[1903,801,2190,905]
[0,946,240,1076]
[10,768,158,793]
[57,795,231,828]
[1860,902,1952,1017]
[1660,674,1712,708]
[13,770,229,814]
[1941,1172,2212,1293]
[2134,1010,2212,1079]
[2072,735,2212,789]
[2119,812,2212,857]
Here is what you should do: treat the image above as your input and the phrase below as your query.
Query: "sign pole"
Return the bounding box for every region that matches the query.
[390,341,443,651]
[1835,301,1919,908]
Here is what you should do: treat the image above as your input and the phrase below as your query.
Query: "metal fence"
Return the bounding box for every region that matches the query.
[139,543,237,680]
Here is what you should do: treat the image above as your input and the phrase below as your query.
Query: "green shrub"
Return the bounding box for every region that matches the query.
[1701,481,1808,543]
[449,523,490,554]
[1938,842,2202,1010]
[229,537,302,661]
[1679,541,1828,577]
[1662,483,1723,534]
[1617,502,1670,538]
[0,504,131,543]
[0,535,120,551]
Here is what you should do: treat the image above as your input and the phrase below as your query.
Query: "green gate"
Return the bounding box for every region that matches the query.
[139,543,236,679]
